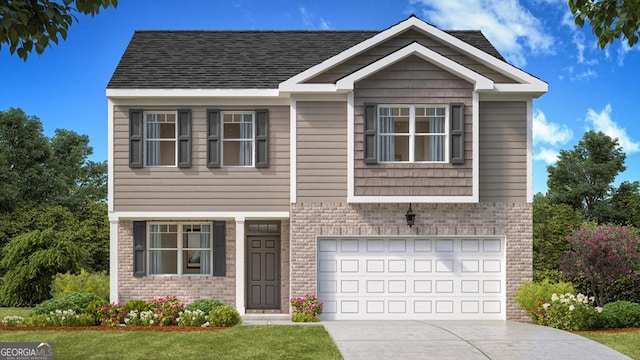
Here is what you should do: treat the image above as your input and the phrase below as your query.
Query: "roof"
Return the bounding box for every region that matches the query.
[107,30,506,89]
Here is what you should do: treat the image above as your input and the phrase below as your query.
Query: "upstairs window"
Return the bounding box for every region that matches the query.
[222,112,254,166]
[144,111,177,166]
[378,105,447,162]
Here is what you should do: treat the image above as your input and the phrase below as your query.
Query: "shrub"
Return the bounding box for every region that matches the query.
[123,310,157,326]
[32,292,104,316]
[97,303,126,326]
[148,296,184,326]
[19,310,96,327]
[185,299,224,314]
[514,279,575,320]
[51,270,109,301]
[2,315,25,327]
[124,299,150,312]
[290,294,323,322]
[83,299,109,325]
[561,223,640,306]
[178,309,209,327]
[537,293,601,331]
[596,301,640,329]
[209,305,241,327]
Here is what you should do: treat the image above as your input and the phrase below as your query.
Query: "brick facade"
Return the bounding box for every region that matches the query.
[289,202,532,321]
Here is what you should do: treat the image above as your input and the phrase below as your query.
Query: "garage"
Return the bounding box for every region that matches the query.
[317,237,505,320]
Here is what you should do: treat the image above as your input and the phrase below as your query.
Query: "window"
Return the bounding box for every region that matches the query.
[378,105,447,162]
[222,111,254,166]
[148,223,212,275]
[144,111,177,166]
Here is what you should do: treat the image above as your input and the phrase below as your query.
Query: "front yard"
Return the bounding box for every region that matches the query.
[0,325,342,360]
[577,330,640,360]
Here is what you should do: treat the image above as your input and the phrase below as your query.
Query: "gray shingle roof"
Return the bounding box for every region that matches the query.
[107,30,505,89]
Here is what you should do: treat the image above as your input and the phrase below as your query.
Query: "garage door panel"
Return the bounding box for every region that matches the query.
[318,237,505,320]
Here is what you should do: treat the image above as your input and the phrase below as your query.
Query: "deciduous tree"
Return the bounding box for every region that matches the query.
[569,0,640,49]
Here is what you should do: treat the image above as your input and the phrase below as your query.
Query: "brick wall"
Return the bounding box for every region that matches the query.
[289,202,532,321]
[117,220,236,305]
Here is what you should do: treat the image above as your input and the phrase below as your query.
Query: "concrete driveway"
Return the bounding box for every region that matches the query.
[323,320,630,360]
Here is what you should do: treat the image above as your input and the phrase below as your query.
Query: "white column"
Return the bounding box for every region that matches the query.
[109,219,119,303]
[235,216,246,315]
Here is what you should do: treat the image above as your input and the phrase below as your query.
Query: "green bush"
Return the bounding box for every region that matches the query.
[32,292,103,316]
[595,301,640,329]
[515,279,575,320]
[51,270,109,301]
[209,305,241,327]
[292,312,320,322]
[124,299,150,312]
[537,293,599,330]
[178,309,209,327]
[83,299,109,325]
[22,311,95,327]
[185,299,224,314]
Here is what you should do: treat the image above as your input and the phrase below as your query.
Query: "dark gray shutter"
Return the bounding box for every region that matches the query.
[129,109,143,168]
[363,104,377,164]
[133,221,146,277]
[450,103,465,164]
[207,110,221,168]
[212,221,226,276]
[255,109,269,168]
[177,109,192,168]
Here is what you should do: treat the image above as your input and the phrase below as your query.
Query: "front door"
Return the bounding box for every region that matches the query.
[246,235,280,309]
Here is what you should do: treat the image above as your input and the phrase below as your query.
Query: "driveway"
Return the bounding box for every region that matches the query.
[323,320,630,360]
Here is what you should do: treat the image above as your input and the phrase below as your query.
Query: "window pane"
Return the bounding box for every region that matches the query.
[149,250,177,274]
[416,135,445,161]
[146,141,175,166]
[379,135,409,161]
[150,232,177,248]
[223,141,252,166]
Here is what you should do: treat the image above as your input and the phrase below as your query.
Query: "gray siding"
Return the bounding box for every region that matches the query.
[307,29,516,84]
[353,55,474,197]
[296,101,348,202]
[479,101,527,202]
[113,105,290,212]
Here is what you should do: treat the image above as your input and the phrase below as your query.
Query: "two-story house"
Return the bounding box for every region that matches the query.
[107,16,546,321]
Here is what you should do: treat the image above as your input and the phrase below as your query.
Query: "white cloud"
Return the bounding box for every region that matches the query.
[585,104,640,154]
[534,147,560,164]
[319,18,331,30]
[299,7,312,27]
[410,0,554,67]
[572,32,586,63]
[533,109,573,146]
[299,6,331,30]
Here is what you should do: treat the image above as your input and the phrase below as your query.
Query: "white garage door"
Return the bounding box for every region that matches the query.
[317,237,505,320]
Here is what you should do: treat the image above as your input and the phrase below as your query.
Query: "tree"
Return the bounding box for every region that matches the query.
[533,193,583,281]
[547,131,626,221]
[561,223,640,306]
[0,228,87,306]
[0,0,118,60]
[569,0,640,48]
[610,181,640,228]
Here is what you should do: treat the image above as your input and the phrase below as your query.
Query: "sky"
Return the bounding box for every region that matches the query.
[1,0,638,194]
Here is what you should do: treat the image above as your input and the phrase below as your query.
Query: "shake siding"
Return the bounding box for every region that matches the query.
[353,55,473,197]
[306,29,516,84]
[296,101,348,202]
[479,101,527,202]
[113,105,290,211]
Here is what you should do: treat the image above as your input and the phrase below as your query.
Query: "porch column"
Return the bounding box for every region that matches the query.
[109,219,119,303]
[235,216,245,315]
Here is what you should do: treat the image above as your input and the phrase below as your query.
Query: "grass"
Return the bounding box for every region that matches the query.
[0,307,32,318]
[578,330,640,360]
[0,325,342,360]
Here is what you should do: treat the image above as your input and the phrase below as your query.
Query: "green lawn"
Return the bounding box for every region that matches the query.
[0,307,32,318]
[578,330,640,360]
[0,326,342,360]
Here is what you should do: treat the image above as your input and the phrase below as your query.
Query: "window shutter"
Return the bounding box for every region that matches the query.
[129,109,143,168]
[207,110,221,168]
[363,104,377,164]
[450,103,465,164]
[133,221,146,277]
[212,221,226,276]
[177,109,192,168]
[255,109,269,168]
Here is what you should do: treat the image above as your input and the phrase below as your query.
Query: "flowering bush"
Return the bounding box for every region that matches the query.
[148,296,184,325]
[3,310,95,327]
[2,315,25,327]
[97,303,126,326]
[290,295,323,322]
[178,309,209,327]
[515,279,576,321]
[537,292,602,330]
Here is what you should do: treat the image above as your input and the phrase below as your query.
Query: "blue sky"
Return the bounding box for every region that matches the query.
[1,0,638,194]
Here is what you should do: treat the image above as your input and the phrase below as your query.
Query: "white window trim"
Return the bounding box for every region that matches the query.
[147,222,213,276]
[221,110,256,167]
[377,104,449,163]
[143,110,178,167]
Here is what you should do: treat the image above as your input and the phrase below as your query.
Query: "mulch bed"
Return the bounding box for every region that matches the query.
[576,328,640,334]
[0,324,227,332]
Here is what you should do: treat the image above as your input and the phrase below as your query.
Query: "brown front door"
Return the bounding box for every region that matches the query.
[246,235,280,309]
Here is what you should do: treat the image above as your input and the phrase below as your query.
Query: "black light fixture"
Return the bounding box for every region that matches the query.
[405,203,416,228]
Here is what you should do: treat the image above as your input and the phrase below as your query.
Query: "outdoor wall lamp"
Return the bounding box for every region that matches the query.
[405,203,416,228]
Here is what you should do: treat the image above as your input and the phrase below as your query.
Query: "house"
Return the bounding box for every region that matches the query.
[107,15,547,321]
